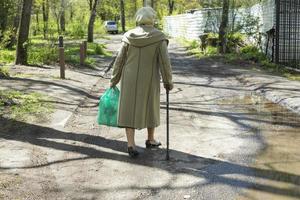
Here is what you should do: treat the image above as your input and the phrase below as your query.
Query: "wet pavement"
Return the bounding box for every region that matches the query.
[230,95,300,200]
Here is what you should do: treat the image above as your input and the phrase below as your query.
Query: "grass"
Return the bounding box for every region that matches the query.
[0,37,110,67]
[0,90,53,122]
[180,37,300,82]
[28,43,58,65]
[0,66,10,77]
[0,48,15,64]
[179,38,219,58]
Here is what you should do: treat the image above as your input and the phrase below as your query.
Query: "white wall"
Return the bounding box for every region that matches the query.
[163,0,275,40]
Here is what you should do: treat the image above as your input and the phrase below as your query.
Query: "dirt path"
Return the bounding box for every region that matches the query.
[1,35,300,200]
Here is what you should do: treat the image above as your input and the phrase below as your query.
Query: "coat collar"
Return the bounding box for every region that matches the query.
[122,26,167,47]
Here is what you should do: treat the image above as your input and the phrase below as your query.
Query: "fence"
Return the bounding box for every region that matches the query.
[275,0,300,67]
[163,0,300,68]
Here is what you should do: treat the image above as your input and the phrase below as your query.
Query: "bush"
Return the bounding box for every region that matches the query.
[205,46,218,56]
[227,33,246,53]
[87,43,110,56]
[0,49,15,64]
[0,28,17,49]
[206,33,219,47]
[186,40,199,50]
[28,43,58,65]
[240,45,267,63]
[94,20,107,35]
[261,60,277,69]
[68,21,86,38]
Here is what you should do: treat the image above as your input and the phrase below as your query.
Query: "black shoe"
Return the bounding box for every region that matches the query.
[145,140,162,149]
[127,147,139,158]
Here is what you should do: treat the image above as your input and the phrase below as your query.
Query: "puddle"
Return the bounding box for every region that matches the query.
[219,94,300,200]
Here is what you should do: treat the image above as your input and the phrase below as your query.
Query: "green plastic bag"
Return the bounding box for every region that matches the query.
[97,87,120,127]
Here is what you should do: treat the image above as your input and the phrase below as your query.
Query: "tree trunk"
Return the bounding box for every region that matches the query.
[60,0,65,32]
[168,0,174,15]
[89,0,93,11]
[9,0,22,48]
[120,0,125,33]
[70,4,74,21]
[231,0,236,32]
[35,10,39,34]
[42,0,49,39]
[0,0,8,35]
[16,0,33,65]
[134,0,137,13]
[87,0,99,42]
[218,0,229,54]
[143,0,147,7]
[151,0,154,8]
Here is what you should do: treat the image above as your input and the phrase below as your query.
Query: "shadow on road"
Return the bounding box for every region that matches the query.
[0,117,299,198]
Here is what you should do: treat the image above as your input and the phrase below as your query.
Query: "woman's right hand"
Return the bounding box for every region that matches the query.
[110,82,115,88]
[164,83,173,91]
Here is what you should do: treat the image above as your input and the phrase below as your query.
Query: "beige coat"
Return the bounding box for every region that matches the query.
[110,25,173,129]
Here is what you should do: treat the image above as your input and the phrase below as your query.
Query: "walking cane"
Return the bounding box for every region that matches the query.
[166,89,170,160]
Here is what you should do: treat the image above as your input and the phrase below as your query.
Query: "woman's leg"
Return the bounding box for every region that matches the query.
[147,128,155,141]
[126,128,135,147]
[146,128,161,148]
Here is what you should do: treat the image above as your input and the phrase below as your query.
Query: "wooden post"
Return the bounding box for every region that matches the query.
[59,36,64,48]
[59,47,65,79]
[83,41,87,58]
[80,43,85,65]
[58,36,65,79]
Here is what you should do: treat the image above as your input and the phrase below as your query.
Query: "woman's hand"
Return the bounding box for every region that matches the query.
[110,82,115,88]
[164,83,173,91]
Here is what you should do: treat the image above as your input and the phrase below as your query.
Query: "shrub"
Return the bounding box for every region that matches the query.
[87,43,109,56]
[0,49,15,64]
[68,21,85,38]
[28,43,58,65]
[0,28,17,49]
[261,60,277,69]
[227,33,246,52]
[95,44,105,55]
[187,40,199,50]
[206,33,219,47]
[93,19,107,35]
[240,45,267,63]
[205,46,218,56]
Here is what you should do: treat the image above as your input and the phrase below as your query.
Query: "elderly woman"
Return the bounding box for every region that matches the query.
[110,7,173,158]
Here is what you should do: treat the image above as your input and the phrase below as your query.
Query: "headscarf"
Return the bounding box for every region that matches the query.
[135,7,157,26]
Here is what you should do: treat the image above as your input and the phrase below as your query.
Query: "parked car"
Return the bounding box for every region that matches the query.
[104,21,118,34]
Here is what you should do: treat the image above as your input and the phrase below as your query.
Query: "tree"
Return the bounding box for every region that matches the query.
[120,0,125,32]
[16,0,33,65]
[151,0,155,8]
[168,0,175,15]
[218,0,229,54]
[60,0,66,32]
[87,0,99,42]
[42,0,49,39]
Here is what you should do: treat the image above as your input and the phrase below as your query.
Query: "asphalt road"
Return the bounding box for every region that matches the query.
[1,34,299,200]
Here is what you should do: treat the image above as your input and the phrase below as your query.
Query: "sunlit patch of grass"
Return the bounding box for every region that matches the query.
[284,73,300,81]
[0,49,15,64]
[0,90,53,122]
[28,44,58,65]
[87,42,111,56]
[0,66,10,77]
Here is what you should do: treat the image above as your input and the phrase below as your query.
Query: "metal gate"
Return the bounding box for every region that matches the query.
[275,0,300,68]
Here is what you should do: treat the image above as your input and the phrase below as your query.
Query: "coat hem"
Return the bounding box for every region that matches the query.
[118,122,160,130]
